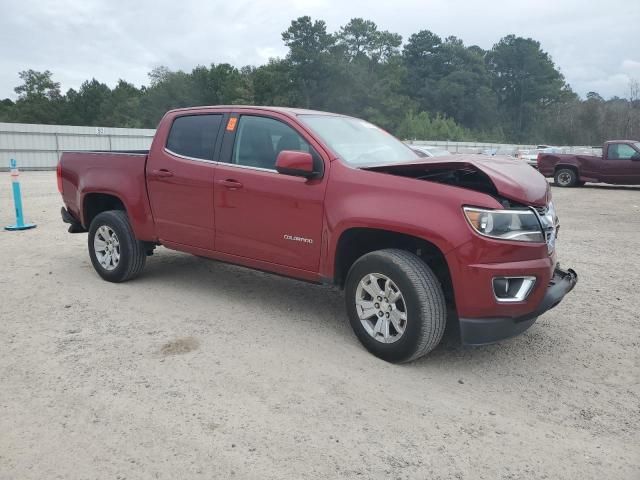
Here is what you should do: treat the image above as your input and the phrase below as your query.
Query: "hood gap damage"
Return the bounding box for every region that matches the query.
[364,162,499,197]
[362,157,550,207]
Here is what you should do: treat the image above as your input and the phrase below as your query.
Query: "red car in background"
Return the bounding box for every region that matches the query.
[538,140,640,186]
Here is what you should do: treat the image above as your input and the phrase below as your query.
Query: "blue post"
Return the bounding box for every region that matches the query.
[5,158,36,231]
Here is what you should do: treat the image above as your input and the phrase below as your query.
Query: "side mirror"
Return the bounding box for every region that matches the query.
[275,150,316,178]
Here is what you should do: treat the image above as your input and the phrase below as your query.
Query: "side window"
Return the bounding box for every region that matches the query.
[608,143,637,160]
[232,116,311,170]
[166,114,223,160]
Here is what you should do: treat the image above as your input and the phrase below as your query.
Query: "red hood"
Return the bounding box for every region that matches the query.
[365,154,550,206]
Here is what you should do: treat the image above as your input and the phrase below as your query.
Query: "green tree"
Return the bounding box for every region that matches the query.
[203,63,253,104]
[63,78,112,125]
[139,64,254,127]
[397,111,472,141]
[281,16,336,108]
[0,98,14,121]
[252,59,297,106]
[1,17,634,146]
[371,30,402,63]
[322,19,408,130]
[139,67,199,126]
[337,18,379,60]
[99,80,143,128]
[403,34,497,131]
[433,37,498,130]
[14,69,61,99]
[486,35,570,140]
[403,29,443,102]
[10,70,63,123]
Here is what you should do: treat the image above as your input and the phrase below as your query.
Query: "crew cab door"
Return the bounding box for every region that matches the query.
[213,113,328,272]
[602,142,640,184]
[146,113,225,249]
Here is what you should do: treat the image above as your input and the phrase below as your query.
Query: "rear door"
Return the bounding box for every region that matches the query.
[213,112,328,272]
[146,112,225,250]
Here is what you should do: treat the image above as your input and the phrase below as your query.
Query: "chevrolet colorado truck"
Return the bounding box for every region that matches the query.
[538,140,640,187]
[58,106,577,363]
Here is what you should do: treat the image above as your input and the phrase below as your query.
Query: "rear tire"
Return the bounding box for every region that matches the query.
[554,168,579,187]
[88,210,146,282]
[345,249,446,363]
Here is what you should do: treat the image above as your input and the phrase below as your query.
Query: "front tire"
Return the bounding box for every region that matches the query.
[554,168,579,187]
[345,249,446,363]
[88,210,146,282]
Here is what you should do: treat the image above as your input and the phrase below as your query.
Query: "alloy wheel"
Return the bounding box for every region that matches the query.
[355,273,407,344]
[93,225,120,271]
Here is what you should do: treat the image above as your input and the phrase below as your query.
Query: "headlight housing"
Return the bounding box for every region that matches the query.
[463,206,544,243]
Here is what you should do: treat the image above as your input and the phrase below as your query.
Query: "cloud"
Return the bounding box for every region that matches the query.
[0,0,638,100]
[622,59,640,75]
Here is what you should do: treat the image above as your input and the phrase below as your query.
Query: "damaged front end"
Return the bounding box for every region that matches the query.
[364,161,499,197]
[362,155,551,207]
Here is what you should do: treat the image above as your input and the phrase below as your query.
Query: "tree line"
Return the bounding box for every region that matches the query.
[1,16,639,145]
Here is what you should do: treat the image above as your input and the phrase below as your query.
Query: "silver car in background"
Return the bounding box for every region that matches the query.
[410,145,452,158]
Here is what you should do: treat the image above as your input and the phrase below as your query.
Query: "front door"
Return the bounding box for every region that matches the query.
[602,142,640,184]
[146,113,225,249]
[213,113,327,272]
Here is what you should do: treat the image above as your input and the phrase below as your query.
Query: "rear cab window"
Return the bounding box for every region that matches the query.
[166,114,223,161]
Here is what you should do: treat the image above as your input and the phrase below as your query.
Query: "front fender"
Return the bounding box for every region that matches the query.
[320,161,503,278]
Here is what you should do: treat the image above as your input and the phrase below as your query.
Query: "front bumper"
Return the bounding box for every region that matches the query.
[459,266,577,345]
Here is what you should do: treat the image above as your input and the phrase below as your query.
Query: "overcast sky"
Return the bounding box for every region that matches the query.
[1,0,638,100]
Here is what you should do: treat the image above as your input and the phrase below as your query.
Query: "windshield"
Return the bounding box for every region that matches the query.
[299,115,419,166]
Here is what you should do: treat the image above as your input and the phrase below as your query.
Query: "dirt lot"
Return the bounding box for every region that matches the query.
[1,171,638,479]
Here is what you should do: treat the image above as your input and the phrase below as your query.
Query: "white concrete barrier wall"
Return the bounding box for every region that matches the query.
[1,122,598,170]
[406,140,536,154]
[0,122,155,170]
[406,140,600,155]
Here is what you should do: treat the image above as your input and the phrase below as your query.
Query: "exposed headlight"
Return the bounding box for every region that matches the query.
[463,206,544,243]
[538,201,558,252]
[539,201,556,230]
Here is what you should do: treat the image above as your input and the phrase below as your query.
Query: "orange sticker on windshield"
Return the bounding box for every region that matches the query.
[226,117,238,131]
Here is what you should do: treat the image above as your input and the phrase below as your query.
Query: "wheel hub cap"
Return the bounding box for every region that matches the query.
[94,225,120,271]
[355,273,407,344]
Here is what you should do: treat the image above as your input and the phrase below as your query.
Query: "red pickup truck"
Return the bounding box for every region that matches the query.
[538,140,640,187]
[58,106,577,363]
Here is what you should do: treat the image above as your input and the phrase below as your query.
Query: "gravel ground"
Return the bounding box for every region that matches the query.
[1,172,639,479]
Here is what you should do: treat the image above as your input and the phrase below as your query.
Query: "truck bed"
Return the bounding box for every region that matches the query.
[537,152,597,177]
[59,150,155,240]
